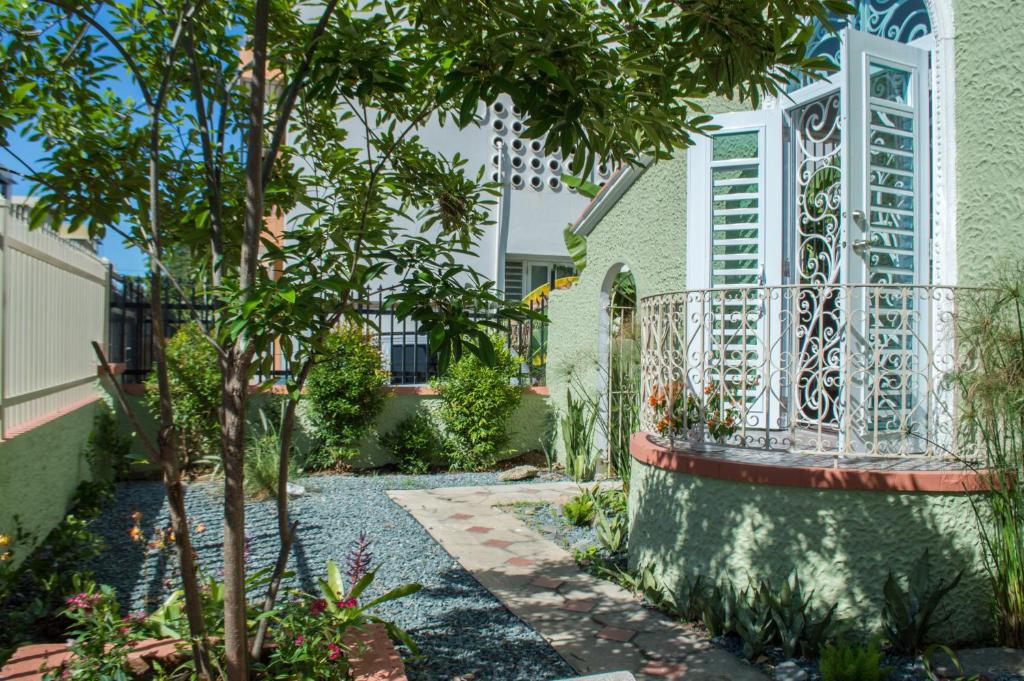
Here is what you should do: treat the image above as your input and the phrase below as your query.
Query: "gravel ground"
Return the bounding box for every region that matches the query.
[87,472,575,681]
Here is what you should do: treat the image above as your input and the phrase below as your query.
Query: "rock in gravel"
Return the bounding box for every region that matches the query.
[286,482,305,497]
[773,660,808,681]
[498,465,539,481]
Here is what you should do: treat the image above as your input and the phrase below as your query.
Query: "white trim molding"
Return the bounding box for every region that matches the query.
[572,156,653,237]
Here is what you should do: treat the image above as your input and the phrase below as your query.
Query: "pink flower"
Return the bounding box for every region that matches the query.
[345,598,358,609]
[327,642,342,661]
[65,593,101,612]
[310,599,327,616]
[294,635,304,647]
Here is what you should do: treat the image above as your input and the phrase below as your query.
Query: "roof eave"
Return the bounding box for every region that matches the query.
[570,155,652,237]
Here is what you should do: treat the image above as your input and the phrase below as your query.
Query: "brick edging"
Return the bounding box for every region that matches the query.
[0,625,407,681]
[630,431,992,494]
[1,394,102,441]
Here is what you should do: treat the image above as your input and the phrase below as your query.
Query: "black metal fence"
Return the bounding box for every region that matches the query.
[108,273,549,386]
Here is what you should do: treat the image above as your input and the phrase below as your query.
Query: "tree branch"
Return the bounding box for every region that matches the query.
[260,0,340,187]
[92,341,161,464]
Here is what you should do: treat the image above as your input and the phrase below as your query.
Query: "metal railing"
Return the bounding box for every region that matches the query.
[639,284,978,460]
[109,276,549,386]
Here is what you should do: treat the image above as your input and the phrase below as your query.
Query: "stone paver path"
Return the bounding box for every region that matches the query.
[389,482,765,681]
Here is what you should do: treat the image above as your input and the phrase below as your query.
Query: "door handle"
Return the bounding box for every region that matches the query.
[850,210,870,254]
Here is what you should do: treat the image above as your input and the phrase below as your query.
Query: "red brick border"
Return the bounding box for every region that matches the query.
[630,432,991,494]
[0,625,407,681]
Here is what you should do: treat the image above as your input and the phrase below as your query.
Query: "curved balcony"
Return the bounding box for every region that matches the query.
[639,284,979,461]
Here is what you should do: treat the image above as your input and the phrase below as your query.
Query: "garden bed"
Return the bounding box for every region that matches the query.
[83,471,574,681]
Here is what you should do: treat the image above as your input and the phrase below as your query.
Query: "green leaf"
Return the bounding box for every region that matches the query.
[563,225,587,273]
[561,174,602,199]
[361,582,423,610]
[327,559,344,596]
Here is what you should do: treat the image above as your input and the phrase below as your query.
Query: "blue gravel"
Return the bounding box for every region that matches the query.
[87,472,576,681]
[503,501,597,554]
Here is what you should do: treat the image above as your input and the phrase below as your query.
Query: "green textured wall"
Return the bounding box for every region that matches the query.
[122,389,550,470]
[546,158,687,460]
[628,459,993,644]
[953,0,1024,284]
[0,394,104,564]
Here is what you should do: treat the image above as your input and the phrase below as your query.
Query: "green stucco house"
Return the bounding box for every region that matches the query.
[547,0,1024,643]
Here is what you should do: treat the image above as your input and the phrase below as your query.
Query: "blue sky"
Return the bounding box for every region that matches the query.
[4,149,149,274]
[2,32,150,276]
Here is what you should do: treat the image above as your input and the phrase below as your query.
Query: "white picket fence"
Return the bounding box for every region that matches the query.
[0,198,109,438]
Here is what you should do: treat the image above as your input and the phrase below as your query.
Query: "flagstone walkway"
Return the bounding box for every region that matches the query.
[389,481,766,681]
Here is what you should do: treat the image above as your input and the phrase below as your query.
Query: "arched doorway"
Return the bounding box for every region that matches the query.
[599,266,639,488]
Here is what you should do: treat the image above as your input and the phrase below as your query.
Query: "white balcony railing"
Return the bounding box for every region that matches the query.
[639,284,979,461]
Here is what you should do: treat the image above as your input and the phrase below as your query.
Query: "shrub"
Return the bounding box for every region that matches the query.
[882,549,963,654]
[304,325,388,468]
[380,411,445,474]
[562,490,597,526]
[433,338,521,470]
[0,483,108,662]
[143,321,221,474]
[47,579,145,680]
[952,274,1024,646]
[561,388,598,482]
[83,405,133,481]
[819,637,891,681]
[244,407,300,500]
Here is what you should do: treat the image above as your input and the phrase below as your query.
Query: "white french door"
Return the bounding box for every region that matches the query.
[687,109,783,436]
[840,29,931,453]
[685,28,932,452]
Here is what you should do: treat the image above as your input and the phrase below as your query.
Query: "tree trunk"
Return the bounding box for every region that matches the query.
[251,360,311,658]
[220,348,251,681]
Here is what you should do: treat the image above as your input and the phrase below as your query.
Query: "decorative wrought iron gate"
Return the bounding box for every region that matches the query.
[606,273,639,479]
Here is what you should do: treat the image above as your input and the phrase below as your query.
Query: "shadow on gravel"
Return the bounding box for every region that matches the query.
[90,481,167,609]
[401,566,574,681]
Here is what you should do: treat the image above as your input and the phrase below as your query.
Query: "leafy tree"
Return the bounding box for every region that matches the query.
[0,0,850,677]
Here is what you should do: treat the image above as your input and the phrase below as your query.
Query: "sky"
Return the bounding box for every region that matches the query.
[4,151,149,274]
[2,15,151,277]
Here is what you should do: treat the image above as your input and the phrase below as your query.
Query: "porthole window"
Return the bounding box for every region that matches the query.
[511,139,525,153]
[491,136,503,149]
[548,177,561,190]
[511,156,524,170]
[548,159,561,172]
[490,171,499,183]
[492,101,505,115]
[492,119,505,132]
[530,176,543,190]
[490,153,499,166]
[511,174,524,188]
[530,140,543,153]
[597,163,609,176]
[511,120,523,134]
[530,158,543,171]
